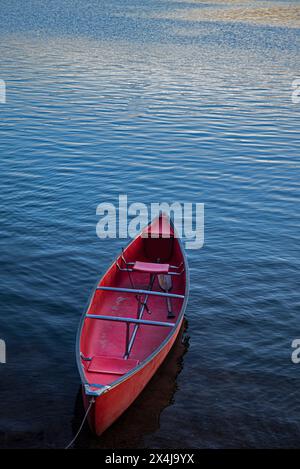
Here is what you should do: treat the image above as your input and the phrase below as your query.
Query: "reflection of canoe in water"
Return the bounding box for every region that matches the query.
[76,214,189,436]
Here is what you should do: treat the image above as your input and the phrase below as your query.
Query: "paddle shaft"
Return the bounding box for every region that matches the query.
[158,274,175,319]
[166,296,172,316]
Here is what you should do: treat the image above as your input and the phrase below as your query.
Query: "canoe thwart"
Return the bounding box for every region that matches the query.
[85,314,176,328]
[97,286,184,299]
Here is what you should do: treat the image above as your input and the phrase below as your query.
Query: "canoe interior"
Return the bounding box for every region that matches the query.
[80,219,186,388]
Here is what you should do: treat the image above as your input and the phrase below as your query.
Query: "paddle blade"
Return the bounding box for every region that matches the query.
[158,274,172,292]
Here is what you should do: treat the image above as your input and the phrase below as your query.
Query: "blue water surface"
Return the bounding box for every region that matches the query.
[0,0,300,448]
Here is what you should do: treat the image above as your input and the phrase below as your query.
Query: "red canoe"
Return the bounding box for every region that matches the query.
[76,214,189,436]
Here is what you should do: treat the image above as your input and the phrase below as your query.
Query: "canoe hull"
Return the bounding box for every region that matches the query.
[77,214,189,436]
[84,318,183,436]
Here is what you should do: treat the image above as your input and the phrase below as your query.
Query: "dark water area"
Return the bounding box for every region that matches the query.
[0,0,300,448]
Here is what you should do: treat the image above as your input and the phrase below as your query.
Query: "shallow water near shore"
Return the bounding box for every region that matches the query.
[0,0,300,448]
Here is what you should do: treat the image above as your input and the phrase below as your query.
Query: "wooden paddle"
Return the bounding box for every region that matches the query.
[158,274,175,319]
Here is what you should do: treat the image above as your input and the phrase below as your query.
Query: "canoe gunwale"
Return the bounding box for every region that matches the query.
[76,216,190,397]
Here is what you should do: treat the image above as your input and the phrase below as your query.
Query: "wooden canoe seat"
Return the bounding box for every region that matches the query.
[133,261,169,274]
[87,356,139,375]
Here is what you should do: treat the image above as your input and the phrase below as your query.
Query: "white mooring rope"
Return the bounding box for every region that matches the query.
[65,398,95,449]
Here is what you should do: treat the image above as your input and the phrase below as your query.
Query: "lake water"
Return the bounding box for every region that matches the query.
[0,0,300,448]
